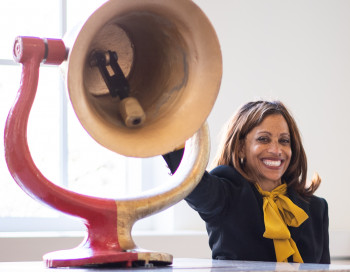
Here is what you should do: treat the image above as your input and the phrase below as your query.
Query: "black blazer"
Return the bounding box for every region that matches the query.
[163,150,330,264]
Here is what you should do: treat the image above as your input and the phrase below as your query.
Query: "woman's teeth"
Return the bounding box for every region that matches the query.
[263,159,281,167]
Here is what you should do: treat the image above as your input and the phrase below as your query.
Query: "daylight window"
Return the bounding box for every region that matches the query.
[0,0,159,232]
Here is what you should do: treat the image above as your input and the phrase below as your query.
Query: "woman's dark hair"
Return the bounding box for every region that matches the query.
[212,100,320,197]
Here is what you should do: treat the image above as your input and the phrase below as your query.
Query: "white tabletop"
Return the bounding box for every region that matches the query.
[1,258,350,271]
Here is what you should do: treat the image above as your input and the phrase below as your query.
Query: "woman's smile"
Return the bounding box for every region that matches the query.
[240,114,292,191]
[262,158,283,168]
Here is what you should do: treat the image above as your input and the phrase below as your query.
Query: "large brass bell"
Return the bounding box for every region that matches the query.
[5,0,222,267]
[64,0,222,157]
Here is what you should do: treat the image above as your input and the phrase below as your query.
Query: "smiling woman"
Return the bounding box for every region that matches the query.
[240,114,292,192]
[212,101,321,198]
[163,100,329,264]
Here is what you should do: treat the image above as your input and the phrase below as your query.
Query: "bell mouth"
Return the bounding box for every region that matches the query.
[66,0,222,157]
[83,11,189,128]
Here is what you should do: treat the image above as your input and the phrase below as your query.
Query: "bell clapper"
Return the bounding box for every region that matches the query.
[90,50,145,127]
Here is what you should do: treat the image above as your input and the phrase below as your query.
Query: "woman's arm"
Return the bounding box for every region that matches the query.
[162,149,241,220]
[162,148,184,174]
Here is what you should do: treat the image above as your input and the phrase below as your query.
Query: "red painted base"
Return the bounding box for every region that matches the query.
[45,249,136,268]
[44,247,172,268]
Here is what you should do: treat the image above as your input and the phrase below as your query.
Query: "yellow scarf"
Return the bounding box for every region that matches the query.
[255,183,309,263]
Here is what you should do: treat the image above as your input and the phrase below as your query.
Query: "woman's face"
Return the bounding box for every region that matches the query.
[240,114,292,189]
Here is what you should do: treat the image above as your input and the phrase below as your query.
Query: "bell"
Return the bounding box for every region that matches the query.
[6,0,222,267]
[63,0,222,157]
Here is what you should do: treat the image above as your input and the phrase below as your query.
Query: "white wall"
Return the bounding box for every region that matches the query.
[193,0,350,233]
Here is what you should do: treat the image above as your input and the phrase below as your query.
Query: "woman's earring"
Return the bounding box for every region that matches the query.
[240,157,244,165]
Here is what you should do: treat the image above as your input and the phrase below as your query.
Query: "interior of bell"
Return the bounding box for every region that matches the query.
[83,11,190,129]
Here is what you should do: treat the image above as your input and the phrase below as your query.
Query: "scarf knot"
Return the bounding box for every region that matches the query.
[256,183,308,263]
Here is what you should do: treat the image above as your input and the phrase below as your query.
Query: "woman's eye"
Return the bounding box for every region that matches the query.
[280,138,290,145]
[257,136,269,143]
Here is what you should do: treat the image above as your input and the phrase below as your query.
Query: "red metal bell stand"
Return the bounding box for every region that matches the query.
[5,36,144,268]
[4,36,209,268]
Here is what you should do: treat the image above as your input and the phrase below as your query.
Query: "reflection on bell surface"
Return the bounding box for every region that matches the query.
[64,0,222,157]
